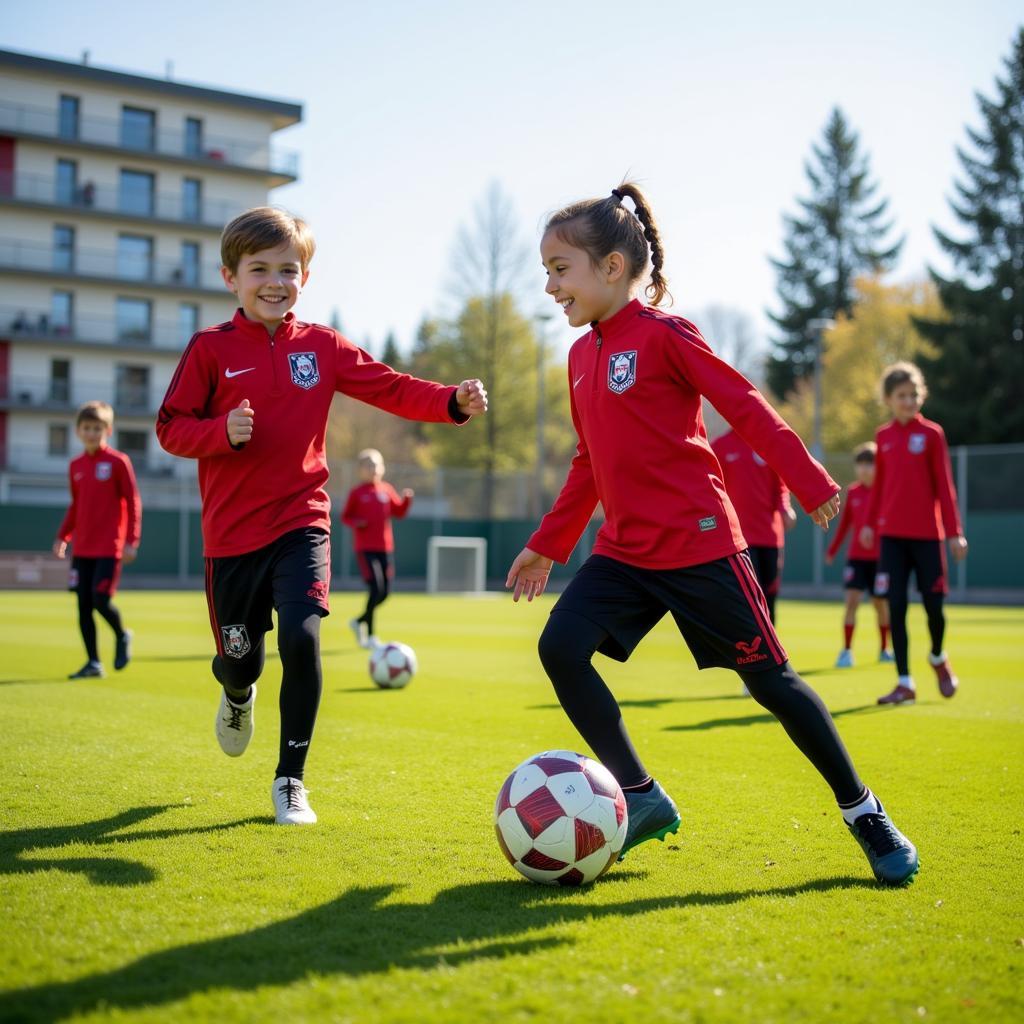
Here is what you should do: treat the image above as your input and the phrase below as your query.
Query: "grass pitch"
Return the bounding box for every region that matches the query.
[0,589,1021,1023]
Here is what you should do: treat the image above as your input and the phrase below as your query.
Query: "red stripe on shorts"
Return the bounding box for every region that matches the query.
[205,558,223,656]
[728,553,786,665]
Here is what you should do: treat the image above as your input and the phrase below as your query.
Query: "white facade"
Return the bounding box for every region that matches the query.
[0,49,301,478]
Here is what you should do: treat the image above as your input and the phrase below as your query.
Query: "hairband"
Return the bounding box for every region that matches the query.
[611,189,624,200]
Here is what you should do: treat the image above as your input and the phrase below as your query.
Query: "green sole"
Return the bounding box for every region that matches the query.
[617,816,681,862]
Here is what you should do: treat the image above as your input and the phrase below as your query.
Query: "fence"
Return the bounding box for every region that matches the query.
[1,444,1022,598]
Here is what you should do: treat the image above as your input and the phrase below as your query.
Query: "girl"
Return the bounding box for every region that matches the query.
[506,183,918,885]
[341,448,413,649]
[859,363,968,705]
[825,442,893,667]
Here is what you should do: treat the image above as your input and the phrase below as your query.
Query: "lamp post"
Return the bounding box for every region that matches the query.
[807,317,835,588]
[534,313,554,517]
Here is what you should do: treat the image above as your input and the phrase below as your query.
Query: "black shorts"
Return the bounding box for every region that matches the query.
[69,556,122,598]
[356,550,393,584]
[843,559,878,593]
[205,527,330,660]
[551,551,788,673]
[876,537,948,597]
[746,545,782,596]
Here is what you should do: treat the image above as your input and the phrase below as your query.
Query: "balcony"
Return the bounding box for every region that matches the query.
[0,99,299,182]
[0,171,244,230]
[0,238,226,293]
[0,442,179,477]
[0,372,160,417]
[0,305,201,351]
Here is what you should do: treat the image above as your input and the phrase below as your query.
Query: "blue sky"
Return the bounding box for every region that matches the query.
[3,1,1021,357]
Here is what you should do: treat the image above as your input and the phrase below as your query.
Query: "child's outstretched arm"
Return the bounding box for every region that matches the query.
[506,548,553,602]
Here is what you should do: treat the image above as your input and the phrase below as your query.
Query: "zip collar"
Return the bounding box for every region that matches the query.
[231,307,299,343]
[589,298,644,346]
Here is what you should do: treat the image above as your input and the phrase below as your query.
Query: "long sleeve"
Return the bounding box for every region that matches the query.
[340,487,360,529]
[388,484,412,519]
[119,456,142,547]
[56,464,77,542]
[929,426,963,538]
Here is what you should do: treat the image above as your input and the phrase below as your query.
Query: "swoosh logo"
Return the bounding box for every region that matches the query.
[225,367,255,378]
[573,374,585,388]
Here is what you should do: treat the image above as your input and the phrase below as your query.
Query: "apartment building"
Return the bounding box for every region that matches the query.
[0,48,302,479]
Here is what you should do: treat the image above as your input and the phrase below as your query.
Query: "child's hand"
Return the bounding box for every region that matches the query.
[950,535,968,561]
[784,507,798,531]
[52,539,67,559]
[456,379,488,416]
[227,399,254,446]
[123,544,138,565]
[403,488,415,499]
[859,526,874,549]
[810,495,840,530]
[506,547,553,602]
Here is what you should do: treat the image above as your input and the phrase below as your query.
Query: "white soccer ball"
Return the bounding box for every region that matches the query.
[494,750,627,886]
[369,641,417,689]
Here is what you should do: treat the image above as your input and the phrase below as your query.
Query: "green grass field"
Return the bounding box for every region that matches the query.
[1,589,1021,1023]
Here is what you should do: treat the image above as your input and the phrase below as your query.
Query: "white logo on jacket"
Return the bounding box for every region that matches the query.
[95,462,113,481]
[908,433,927,454]
[607,351,637,394]
[288,352,320,389]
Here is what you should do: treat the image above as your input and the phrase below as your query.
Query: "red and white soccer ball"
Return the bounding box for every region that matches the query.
[369,641,417,689]
[494,750,627,886]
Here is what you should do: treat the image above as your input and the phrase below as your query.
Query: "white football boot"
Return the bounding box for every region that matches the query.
[272,776,317,825]
[215,685,256,757]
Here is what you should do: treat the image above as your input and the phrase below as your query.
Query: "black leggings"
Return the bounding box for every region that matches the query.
[357,552,391,635]
[212,602,323,781]
[538,610,863,804]
[77,589,124,662]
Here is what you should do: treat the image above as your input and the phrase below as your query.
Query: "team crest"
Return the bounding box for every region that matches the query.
[288,352,320,389]
[95,462,112,481]
[607,350,637,393]
[221,624,251,659]
[908,433,927,454]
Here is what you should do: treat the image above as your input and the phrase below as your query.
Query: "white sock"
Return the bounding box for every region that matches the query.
[839,788,881,825]
[898,674,915,691]
[928,651,947,666]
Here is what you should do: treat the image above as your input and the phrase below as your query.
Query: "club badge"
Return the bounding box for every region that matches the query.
[95,462,113,481]
[288,352,320,390]
[607,350,637,394]
[221,624,251,659]
[908,433,926,454]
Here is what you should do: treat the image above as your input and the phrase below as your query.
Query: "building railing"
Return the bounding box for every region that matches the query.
[0,372,160,415]
[0,305,196,349]
[0,237,224,291]
[0,99,299,178]
[0,444,179,478]
[0,170,242,228]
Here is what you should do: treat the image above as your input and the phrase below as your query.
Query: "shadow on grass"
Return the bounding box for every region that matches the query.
[0,677,72,687]
[1,872,875,1021]
[664,703,885,733]
[1,806,264,887]
[528,694,750,712]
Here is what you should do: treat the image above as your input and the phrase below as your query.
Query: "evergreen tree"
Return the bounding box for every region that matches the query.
[916,27,1024,444]
[767,107,903,398]
[380,330,403,371]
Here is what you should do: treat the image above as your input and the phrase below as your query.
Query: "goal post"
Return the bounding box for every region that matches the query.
[426,536,487,594]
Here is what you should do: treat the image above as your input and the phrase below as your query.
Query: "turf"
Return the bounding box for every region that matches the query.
[0,589,1021,1023]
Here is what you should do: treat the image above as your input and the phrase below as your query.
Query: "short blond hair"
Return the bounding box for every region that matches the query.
[880,361,928,402]
[358,448,384,472]
[220,206,315,272]
[76,400,113,428]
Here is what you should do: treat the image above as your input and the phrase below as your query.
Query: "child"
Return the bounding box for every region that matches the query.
[506,183,918,885]
[825,442,893,668]
[710,427,796,624]
[52,400,140,679]
[156,207,487,825]
[859,362,967,705]
[341,448,412,648]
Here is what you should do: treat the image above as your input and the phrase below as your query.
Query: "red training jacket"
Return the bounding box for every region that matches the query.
[710,429,794,548]
[826,481,878,560]
[156,310,463,557]
[341,481,411,553]
[864,414,963,541]
[528,300,839,569]
[56,446,141,558]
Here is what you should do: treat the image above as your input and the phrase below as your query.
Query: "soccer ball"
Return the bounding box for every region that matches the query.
[494,750,627,886]
[369,641,416,689]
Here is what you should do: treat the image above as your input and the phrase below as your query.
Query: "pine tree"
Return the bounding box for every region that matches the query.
[380,330,403,371]
[767,107,903,398]
[916,27,1024,444]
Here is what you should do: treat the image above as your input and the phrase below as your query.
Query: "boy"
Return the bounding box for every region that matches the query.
[825,442,892,667]
[156,207,487,825]
[341,448,412,648]
[53,400,141,679]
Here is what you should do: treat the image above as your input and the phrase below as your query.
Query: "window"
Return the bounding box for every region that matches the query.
[117,234,153,280]
[53,225,75,272]
[179,302,199,342]
[115,364,150,411]
[55,158,77,204]
[116,297,152,343]
[51,291,73,334]
[50,359,70,403]
[119,169,154,216]
[180,241,200,286]
[48,423,70,456]
[184,117,203,157]
[58,95,80,140]
[182,178,201,221]
[116,429,148,469]
[121,106,156,150]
